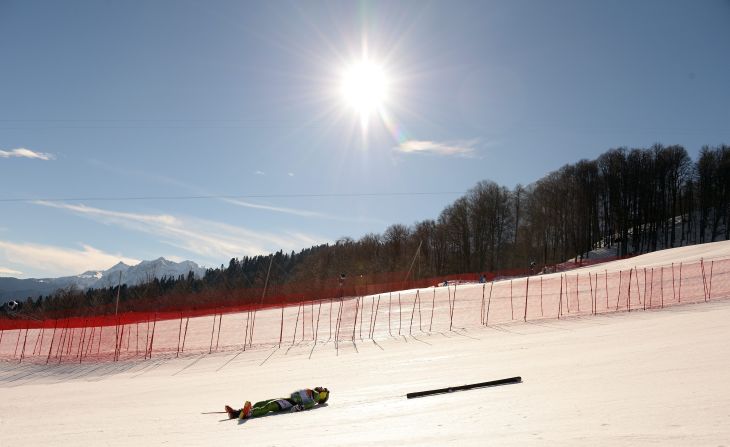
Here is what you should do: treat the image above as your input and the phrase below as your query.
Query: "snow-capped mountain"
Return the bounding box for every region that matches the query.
[92,258,205,289]
[0,258,206,303]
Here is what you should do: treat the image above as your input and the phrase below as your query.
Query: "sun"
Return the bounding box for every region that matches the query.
[340,59,388,123]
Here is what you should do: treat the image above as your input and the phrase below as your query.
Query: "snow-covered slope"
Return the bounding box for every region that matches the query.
[1,242,729,446]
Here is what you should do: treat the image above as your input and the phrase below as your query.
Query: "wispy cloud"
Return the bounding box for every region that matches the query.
[255,170,265,175]
[394,139,478,157]
[0,147,55,160]
[0,266,23,276]
[288,172,294,177]
[222,198,387,224]
[222,198,330,218]
[0,240,139,278]
[34,201,328,261]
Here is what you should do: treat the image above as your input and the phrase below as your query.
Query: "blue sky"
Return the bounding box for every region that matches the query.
[1,0,729,278]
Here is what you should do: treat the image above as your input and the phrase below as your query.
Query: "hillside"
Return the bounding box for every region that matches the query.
[1,242,729,445]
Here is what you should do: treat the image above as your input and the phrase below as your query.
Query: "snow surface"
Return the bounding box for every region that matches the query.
[1,242,730,446]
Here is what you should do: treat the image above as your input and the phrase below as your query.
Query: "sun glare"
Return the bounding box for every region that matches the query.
[340,60,388,123]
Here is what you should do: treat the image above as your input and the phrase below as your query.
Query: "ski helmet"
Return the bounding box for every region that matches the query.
[314,387,329,403]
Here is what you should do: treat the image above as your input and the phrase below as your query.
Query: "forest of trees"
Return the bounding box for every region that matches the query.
[9,143,730,319]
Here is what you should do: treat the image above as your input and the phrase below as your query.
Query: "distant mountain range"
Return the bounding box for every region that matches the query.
[0,258,206,303]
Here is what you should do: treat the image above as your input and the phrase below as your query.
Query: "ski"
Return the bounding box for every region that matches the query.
[406,376,522,399]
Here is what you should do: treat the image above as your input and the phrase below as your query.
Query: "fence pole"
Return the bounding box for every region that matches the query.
[77,321,86,362]
[117,324,125,360]
[486,280,494,326]
[700,259,708,301]
[215,313,223,352]
[429,289,435,332]
[589,272,595,315]
[19,324,30,363]
[32,326,43,356]
[176,313,183,358]
[292,303,301,345]
[409,291,419,334]
[480,284,486,325]
[249,255,274,348]
[558,275,563,319]
[576,274,580,313]
[605,270,609,310]
[593,272,598,315]
[671,263,676,304]
[371,295,381,338]
[333,300,340,346]
[615,271,623,311]
[352,297,360,341]
[509,280,514,320]
[209,314,217,354]
[447,285,452,326]
[243,310,251,352]
[143,319,150,359]
[67,324,76,357]
[147,313,157,359]
[661,266,664,308]
[335,298,344,346]
[46,320,58,364]
[359,295,365,340]
[523,278,530,322]
[389,292,393,336]
[181,317,189,353]
[450,284,457,330]
[368,296,375,339]
[315,299,323,343]
[56,322,66,362]
[31,326,41,356]
[329,298,333,340]
[649,268,654,309]
[398,293,402,335]
[14,326,22,358]
[678,262,682,303]
[57,321,68,363]
[628,268,633,312]
[85,326,95,359]
[565,275,570,314]
[708,261,714,300]
[126,322,131,352]
[540,276,545,317]
[643,268,647,310]
[79,323,89,362]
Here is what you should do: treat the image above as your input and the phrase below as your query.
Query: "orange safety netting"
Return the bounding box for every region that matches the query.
[1,257,727,364]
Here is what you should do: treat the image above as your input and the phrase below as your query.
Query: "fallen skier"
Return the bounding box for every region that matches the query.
[225,387,330,419]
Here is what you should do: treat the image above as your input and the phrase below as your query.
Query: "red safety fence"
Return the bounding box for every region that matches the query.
[1,257,728,364]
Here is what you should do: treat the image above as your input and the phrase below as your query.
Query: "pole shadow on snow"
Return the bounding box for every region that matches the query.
[408,335,432,346]
[525,320,573,332]
[171,354,205,376]
[216,351,243,372]
[259,347,279,366]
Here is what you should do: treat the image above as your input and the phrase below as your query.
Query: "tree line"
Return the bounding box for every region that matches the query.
[6,143,729,319]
